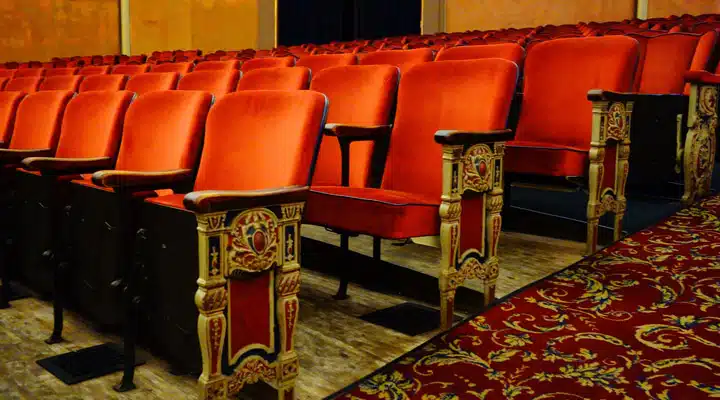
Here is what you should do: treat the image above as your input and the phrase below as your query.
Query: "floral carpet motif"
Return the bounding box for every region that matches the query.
[329,196,720,399]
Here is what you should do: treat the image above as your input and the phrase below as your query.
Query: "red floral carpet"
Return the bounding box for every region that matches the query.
[329,196,720,399]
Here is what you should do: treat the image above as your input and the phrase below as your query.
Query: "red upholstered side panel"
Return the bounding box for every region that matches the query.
[602,145,618,190]
[459,195,485,258]
[227,272,274,365]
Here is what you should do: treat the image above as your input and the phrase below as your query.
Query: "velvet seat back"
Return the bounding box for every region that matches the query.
[114,91,213,171]
[54,91,135,159]
[39,76,83,91]
[178,70,240,98]
[8,91,74,150]
[240,56,296,73]
[14,68,45,78]
[310,65,399,187]
[111,64,150,75]
[296,54,358,74]
[359,48,434,74]
[382,59,519,200]
[0,92,26,144]
[151,62,193,74]
[194,60,240,72]
[126,72,179,96]
[5,77,43,93]
[45,68,78,77]
[436,43,526,69]
[78,65,110,76]
[193,90,328,191]
[514,36,639,151]
[236,67,310,91]
[78,75,128,92]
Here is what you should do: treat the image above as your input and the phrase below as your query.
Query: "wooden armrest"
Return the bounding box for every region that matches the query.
[324,124,392,142]
[91,169,193,191]
[22,156,113,175]
[434,129,514,145]
[685,70,720,85]
[0,148,53,165]
[184,185,309,213]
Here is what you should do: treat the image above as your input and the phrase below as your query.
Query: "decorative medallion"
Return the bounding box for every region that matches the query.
[227,357,277,396]
[227,209,279,274]
[463,144,493,193]
[605,102,629,141]
[699,86,718,117]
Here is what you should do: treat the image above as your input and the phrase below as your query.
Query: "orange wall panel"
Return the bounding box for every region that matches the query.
[130,0,262,55]
[0,0,119,63]
[445,0,635,32]
[647,0,720,18]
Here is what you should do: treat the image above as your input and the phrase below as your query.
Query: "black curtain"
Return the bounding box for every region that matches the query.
[277,0,421,46]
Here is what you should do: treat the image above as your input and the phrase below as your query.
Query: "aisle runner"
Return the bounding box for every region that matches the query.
[329,195,720,399]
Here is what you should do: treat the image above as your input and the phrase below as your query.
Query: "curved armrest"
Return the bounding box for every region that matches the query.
[22,156,113,175]
[0,148,52,165]
[685,70,720,85]
[588,89,686,107]
[91,169,193,191]
[434,129,514,145]
[324,124,392,142]
[184,185,309,213]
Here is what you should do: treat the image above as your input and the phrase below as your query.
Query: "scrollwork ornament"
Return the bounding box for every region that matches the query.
[605,102,630,141]
[227,209,279,273]
[462,144,493,193]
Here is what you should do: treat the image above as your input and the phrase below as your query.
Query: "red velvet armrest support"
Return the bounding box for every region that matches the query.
[434,129,514,145]
[0,148,53,165]
[22,156,113,176]
[91,169,193,192]
[685,70,720,85]
[183,185,309,213]
[324,123,392,142]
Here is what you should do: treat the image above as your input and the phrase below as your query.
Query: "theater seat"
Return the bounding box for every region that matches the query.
[359,48,434,74]
[306,59,518,329]
[78,65,110,76]
[240,56,295,73]
[0,70,15,79]
[39,76,83,92]
[151,62,193,74]
[296,54,358,73]
[308,65,399,187]
[236,67,310,90]
[14,91,135,300]
[14,68,45,78]
[5,77,43,93]
[78,75,127,92]
[177,70,239,98]
[0,78,7,91]
[193,60,239,72]
[0,92,26,146]
[111,64,150,75]
[504,36,639,254]
[138,90,327,395]
[125,72,179,95]
[435,43,526,68]
[45,68,78,77]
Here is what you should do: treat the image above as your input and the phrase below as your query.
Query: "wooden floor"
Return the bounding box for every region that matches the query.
[0,226,584,399]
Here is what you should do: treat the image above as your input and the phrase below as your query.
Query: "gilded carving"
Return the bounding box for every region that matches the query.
[281,203,304,221]
[683,85,718,206]
[277,270,301,296]
[198,213,227,233]
[447,252,499,292]
[227,356,277,396]
[605,102,630,141]
[462,144,493,193]
[202,287,228,311]
[227,209,279,274]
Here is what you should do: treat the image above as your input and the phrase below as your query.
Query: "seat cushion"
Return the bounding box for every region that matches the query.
[505,140,589,177]
[144,193,188,211]
[305,186,440,239]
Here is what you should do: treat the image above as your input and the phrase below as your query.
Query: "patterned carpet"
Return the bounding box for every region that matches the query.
[328,195,720,399]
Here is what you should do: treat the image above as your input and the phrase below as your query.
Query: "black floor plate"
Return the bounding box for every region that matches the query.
[37,343,146,385]
[360,302,462,336]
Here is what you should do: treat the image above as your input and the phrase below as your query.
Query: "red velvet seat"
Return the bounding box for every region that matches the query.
[236,67,310,90]
[5,77,43,93]
[193,60,239,72]
[0,92,26,146]
[78,75,128,92]
[359,48,434,74]
[125,72,179,95]
[240,56,295,73]
[45,68,78,77]
[39,75,83,92]
[14,68,45,78]
[435,43,526,68]
[111,64,150,75]
[306,59,519,328]
[308,65,399,187]
[1,91,74,153]
[0,70,15,79]
[0,78,7,91]
[78,65,110,76]
[151,62,193,74]
[177,70,240,98]
[296,54,358,73]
